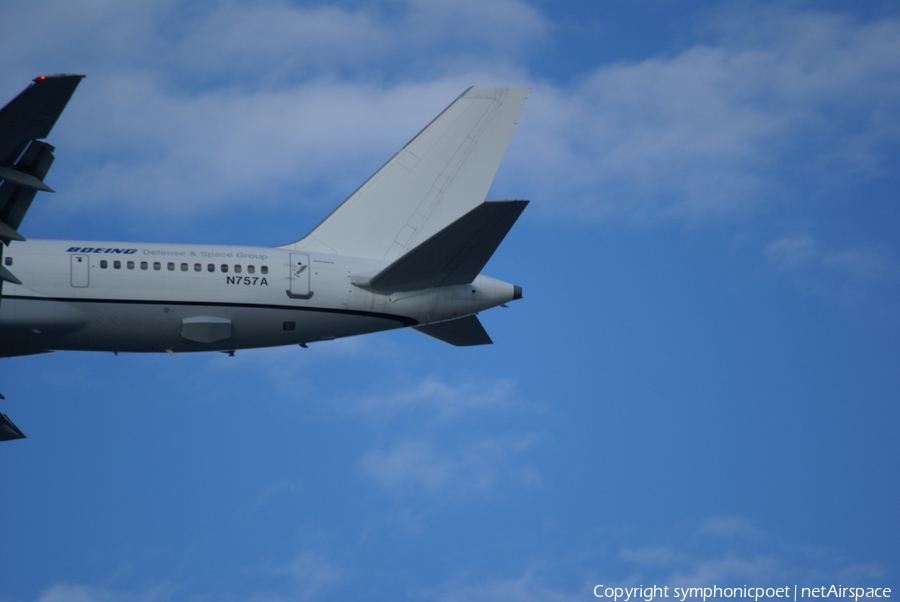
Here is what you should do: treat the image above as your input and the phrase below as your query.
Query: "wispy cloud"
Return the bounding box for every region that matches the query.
[242,480,301,515]
[1,0,545,85]
[348,378,540,497]
[34,583,176,602]
[0,0,540,221]
[611,516,889,587]
[697,516,761,539]
[56,78,487,214]
[360,434,540,497]
[619,546,684,566]
[434,570,583,602]
[350,378,517,421]
[503,8,900,223]
[5,2,897,234]
[666,554,784,588]
[267,552,341,600]
[764,233,899,301]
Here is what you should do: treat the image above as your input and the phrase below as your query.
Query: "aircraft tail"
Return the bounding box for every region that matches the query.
[281,86,529,261]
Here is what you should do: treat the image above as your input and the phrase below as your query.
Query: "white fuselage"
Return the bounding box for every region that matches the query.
[0,239,517,358]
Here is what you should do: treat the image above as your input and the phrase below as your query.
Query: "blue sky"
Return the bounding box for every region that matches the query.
[2,1,899,600]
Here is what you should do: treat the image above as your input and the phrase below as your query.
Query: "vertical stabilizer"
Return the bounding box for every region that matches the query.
[282,87,529,261]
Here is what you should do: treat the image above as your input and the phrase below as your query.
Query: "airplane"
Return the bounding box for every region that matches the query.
[0,75,529,441]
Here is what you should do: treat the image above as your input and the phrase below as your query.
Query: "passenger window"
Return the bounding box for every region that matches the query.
[141,261,148,270]
[100,260,108,269]
[127,261,135,270]
[153,262,161,271]
[208,263,215,272]
[114,260,121,269]
[261,265,268,274]
[167,262,175,271]
[247,265,255,274]
[194,263,201,272]
[3,257,11,266]
[235,265,242,273]
[221,264,228,273]
[181,263,188,272]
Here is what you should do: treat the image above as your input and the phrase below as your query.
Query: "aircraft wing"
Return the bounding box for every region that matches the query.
[0,75,84,428]
[0,74,84,248]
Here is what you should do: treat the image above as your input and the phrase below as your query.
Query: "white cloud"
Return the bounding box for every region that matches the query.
[243,480,300,514]
[9,2,897,232]
[836,563,888,582]
[821,246,897,282]
[0,0,540,224]
[360,435,539,497]
[666,554,783,588]
[54,77,479,214]
[396,0,548,59]
[620,546,683,566]
[30,556,338,602]
[349,378,539,497]
[0,0,545,86]
[34,584,176,602]
[697,516,761,539]
[764,235,819,269]
[268,552,341,599]
[764,233,898,300]
[165,3,391,83]
[610,517,890,588]
[428,516,891,602]
[434,571,583,602]
[502,8,900,222]
[351,378,516,421]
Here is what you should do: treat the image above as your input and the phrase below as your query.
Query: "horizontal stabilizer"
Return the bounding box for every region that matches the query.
[0,412,26,441]
[369,199,527,292]
[0,165,54,192]
[0,140,56,234]
[414,315,492,346]
[0,264,22,285]
[0,221,25,242]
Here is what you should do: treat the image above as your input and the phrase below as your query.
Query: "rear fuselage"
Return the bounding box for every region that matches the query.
[0,239,518,357]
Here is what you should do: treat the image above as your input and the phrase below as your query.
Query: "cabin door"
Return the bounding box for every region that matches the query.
[289,253,311,298]
[70,254,90,287]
